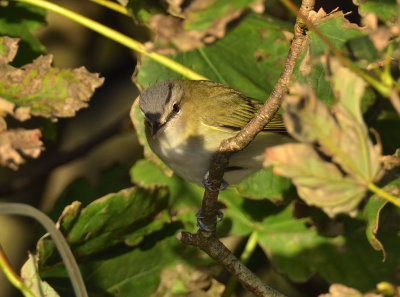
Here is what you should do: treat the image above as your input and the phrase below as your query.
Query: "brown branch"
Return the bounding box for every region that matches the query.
[178,0,315,296]
[178,232,287,297]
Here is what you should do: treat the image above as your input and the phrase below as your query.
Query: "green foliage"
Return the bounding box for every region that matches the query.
[1,1,399,297]
[356,0,398,24]
[137,13,292,100]
[0,2,46,65]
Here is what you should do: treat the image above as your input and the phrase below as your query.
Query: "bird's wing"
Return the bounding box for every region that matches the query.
[201,95,286,133]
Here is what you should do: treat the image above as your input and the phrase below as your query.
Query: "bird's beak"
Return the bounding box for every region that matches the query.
[149,121,163,137]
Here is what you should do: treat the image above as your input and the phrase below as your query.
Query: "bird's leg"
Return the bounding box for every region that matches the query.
[202,170,228,191]
[196,208,224,231]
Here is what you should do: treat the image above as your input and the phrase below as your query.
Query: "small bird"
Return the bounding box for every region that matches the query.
[138,80,290,187]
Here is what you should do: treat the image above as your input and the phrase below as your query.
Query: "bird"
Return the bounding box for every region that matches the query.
[138,80,290,188]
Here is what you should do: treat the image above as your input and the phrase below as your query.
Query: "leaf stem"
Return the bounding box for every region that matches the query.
[0,203,88,297]
[222,231,259,297]
[88,0,129,15]
[368,183,400,207]
[0,245,37,297]
[13,0,208,80]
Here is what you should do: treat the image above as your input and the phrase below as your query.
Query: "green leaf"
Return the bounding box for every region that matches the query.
[124,0,165,24]
[356,0,398,24]
[130,159,204,208]
[363,195,388,259]
[234,167,295,201]
[295,11,378,104]
[0,37,104,119]
[184,0,261,32]
[0,2,46,66]
[137,13,292,100]
[37,185,170,268]
[47,164,132,222]
[223,194,400,290]
[42,227,201,297]
[307,12,366,56]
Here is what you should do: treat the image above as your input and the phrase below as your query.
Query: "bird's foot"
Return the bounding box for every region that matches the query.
[196,209,224,231]
[202,170,229,191]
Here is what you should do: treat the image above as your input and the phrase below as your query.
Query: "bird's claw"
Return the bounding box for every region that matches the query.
[196,209,224,231]
[202,170,229,191]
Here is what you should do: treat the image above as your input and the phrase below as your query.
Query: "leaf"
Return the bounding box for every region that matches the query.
[0,37,104,119]
[307,10,366,56]
[131,0,264,53]
[265,143,365,217]
[363,194,388,260]
[283,83,380,176]
[130,159,204,208]
[265,74,381,217]
[137,12,292,100]
[0,2,46,66]
[37,185,170,268]
[355,0,398,24]
[20,253,60,297]
[41,226,201,297]
[295,9,378,104]
[0,128,43,170]
[234,166,295,202]
[319,284,381,297]
[152,263,225,297]
[223,194,400,290]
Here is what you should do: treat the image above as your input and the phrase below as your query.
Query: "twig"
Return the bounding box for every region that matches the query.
[178,232,286,297]
[280,0,391,97]
[178,1,314,296]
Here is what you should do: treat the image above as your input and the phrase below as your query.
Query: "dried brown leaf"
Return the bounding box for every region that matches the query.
[369,27,392,51]
[151,263,224,297]
[149,0,254,53]
[0,38,104,119]
[319,284,382,297]
[0,128,43,170]
[381,149,400,170]
[285,77,380,183]
[0,97,31,121]
[149,15,204,53]
[0,36,19,66]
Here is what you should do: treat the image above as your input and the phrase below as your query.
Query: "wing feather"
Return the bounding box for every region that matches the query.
[200,86,286,133]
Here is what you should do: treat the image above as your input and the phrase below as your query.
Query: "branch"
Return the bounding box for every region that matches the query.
[178,0,315,297]
[178,1,314,296]
[200,0,312,231]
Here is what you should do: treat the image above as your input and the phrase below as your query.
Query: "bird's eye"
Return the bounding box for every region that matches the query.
[172,103,180,113]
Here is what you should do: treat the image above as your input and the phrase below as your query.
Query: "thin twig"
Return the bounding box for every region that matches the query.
[178,1,315,296]
[280,0,391,97]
